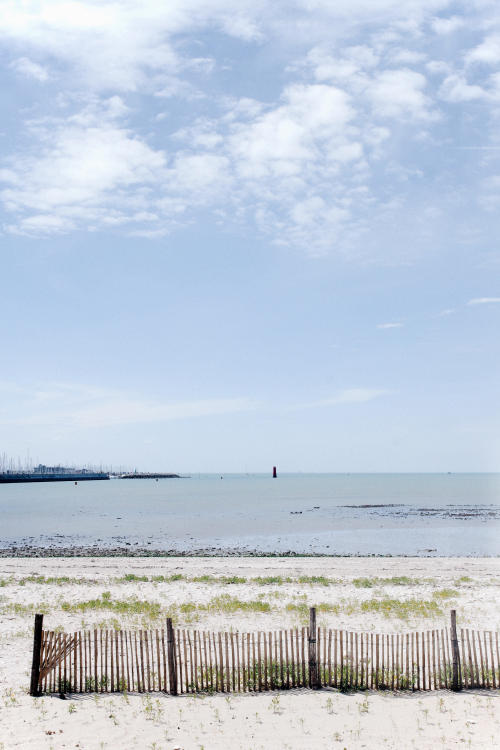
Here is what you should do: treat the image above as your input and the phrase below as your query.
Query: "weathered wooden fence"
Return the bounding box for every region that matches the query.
[30,609,500,696]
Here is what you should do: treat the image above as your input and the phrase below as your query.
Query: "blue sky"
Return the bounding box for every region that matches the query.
[1,0,500,472]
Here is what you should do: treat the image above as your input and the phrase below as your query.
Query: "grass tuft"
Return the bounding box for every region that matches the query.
[60,593,163,620]
[360,597,444,620]
[353,576,422,588]
[252,576,290,585]
[432,588,459,600]
[203,594,271,614]
[297,576,331,586]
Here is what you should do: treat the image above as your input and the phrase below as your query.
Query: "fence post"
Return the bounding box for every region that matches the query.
[166,618,178,695]
[308,607,320,689]
[29,614,43,697]
[450,609,462,691]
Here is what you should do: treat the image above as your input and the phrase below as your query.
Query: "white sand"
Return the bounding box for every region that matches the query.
[1,556,499,749]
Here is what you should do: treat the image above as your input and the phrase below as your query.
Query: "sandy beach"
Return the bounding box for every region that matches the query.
[1,556,499,749]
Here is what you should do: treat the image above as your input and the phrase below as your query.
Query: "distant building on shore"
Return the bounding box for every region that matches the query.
[0,464,109,483]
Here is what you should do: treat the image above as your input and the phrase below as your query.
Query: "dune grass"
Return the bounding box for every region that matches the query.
[352,576,429,588]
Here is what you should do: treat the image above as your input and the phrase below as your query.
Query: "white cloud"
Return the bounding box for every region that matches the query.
[2,2,499,259]
[439,74,486,102]
[369,69,436,120]
[0,101,166,235]
[169,153,230,194]
[466,35,500,67]
[1,78,370,248]
[438,308,455,316]
[467,297,500,306]
[329,388,391,404]
[482,175,500,191]
[70,396,254,428]
[0,1,458,93]
[431,16,464,35]
[388,49,426,65]
[229,84,356,177]
[9,56,49,81]
[303,388,391,408]
[377,322,403,328]
[426,60,451,75]
[0,381,256,428]
[302,50,437,122]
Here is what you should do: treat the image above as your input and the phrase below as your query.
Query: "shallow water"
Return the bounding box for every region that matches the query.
[1,473,499,555]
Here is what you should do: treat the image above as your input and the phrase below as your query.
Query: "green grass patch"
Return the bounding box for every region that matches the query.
[18,575,88,586]
[297,576,331,586]
[190,574,246,584]
[203,594,271,614]
[353,576,422,588]
[360,597,444,620]
[353,577,378,588]
[2,601,53,616]
[117,573,186,583]
[252,576,291,585]
[285,601,342,622]
[60,592,163,620]
[432,588,459,600]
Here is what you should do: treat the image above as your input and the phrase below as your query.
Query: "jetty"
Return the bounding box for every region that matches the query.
[119,472,181,479]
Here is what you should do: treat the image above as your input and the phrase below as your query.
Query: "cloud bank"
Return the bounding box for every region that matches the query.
[0,1,500,259]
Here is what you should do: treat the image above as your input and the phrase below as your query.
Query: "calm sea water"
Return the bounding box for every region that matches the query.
[1,473,500,555]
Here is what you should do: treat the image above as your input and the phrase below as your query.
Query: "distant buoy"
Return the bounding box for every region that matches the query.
[273,466,277,478]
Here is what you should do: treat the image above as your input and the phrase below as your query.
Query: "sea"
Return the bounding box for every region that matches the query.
[1,473,500,556]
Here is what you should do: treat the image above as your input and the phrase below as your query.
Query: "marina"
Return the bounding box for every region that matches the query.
[0,464,109,483]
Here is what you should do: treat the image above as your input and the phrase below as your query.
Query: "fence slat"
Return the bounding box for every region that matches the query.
[111,630,116,692]
[195,630,200,692]
[225,631,231,692]
[445,628,451,689]
[56,633,61,693]
[207,631,214,692]
[473,630,479,687]
[436,630,442,689]
[212,632,219,692]
[187,631,193,692]
[332,629,337,688]
[490,632,496,689]
[478,631,486,688]
[483,632,490,689]
[263,632,269,691]
[241,632,246,692]
[217,632,223,693]
[496,633,500,689]
[128,632,134,692]
[236,632,240,692]
[252,631,257,691]
[243,632,248,692]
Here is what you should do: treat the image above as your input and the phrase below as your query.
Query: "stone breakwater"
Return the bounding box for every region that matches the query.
[0,545,490,558]
[0,545,322,558]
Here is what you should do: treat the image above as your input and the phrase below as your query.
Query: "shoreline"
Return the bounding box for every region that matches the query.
[2,545,500,558]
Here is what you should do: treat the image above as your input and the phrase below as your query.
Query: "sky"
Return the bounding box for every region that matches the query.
[0,0,500,472]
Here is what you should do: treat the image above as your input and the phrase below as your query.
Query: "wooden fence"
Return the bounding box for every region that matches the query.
[30,609,500,696]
